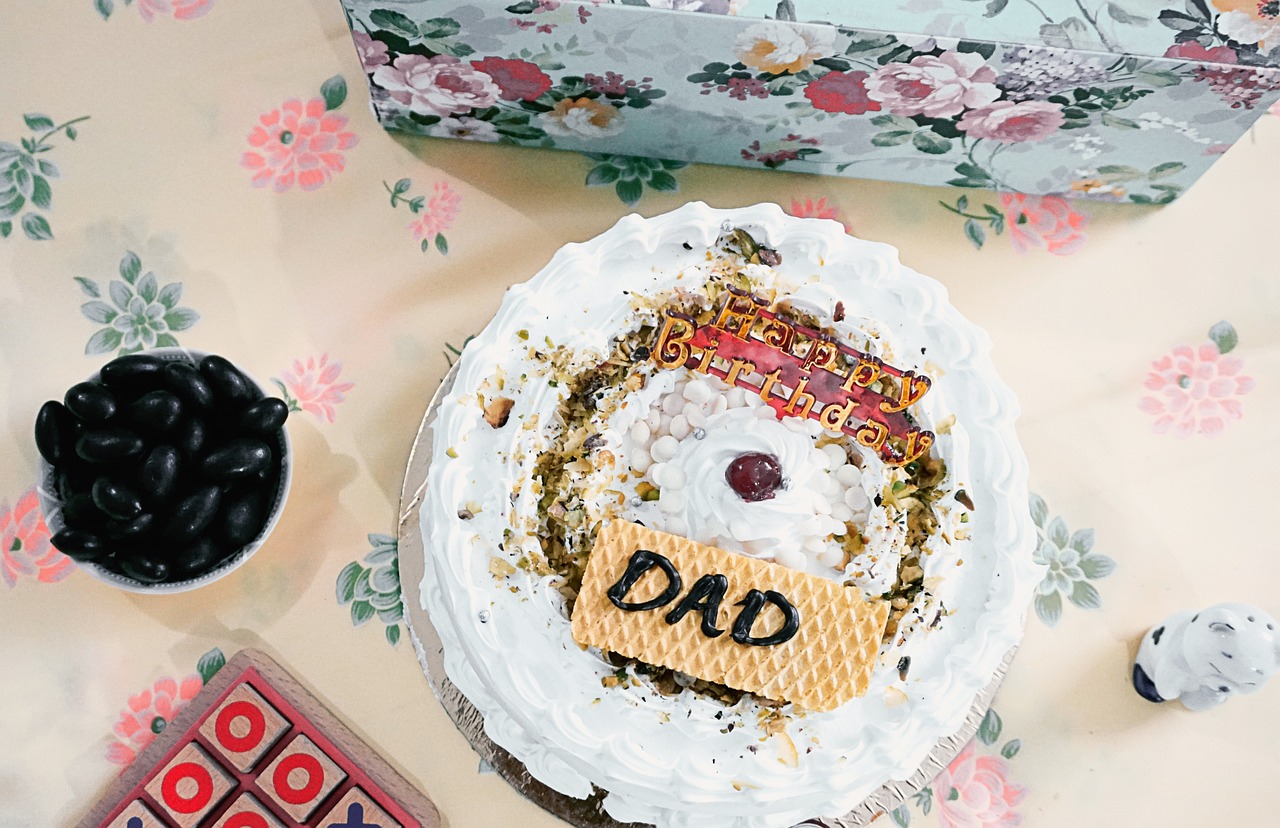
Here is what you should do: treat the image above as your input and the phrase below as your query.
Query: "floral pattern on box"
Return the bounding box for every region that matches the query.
[342,1,1280,200]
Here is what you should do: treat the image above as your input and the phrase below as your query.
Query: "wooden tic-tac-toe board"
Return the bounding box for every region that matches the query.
[79,649,439,828]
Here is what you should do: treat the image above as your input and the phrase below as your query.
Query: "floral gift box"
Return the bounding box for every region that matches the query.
[338,0,1280,203]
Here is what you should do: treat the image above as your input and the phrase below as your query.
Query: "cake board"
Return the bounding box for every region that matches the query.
[397,366,1016,828]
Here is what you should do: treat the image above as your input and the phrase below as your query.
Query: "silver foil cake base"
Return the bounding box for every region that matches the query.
[398,366,1015,828]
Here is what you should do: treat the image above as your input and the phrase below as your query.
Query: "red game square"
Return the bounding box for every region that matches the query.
[200,682,290,772]
[104,799,165,828]
[209,792,286,828]
[143,742,235,828]
[318,787,403,828]
[257,734,346,821]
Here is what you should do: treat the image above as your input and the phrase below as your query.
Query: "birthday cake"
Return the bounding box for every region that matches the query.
[419,202,1041,827]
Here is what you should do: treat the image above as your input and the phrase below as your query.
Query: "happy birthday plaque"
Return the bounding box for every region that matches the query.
[653,288,934,465]
[571,521,889,711]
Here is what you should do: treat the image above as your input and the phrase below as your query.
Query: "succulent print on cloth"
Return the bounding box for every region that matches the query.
[273,354,355,424]
[1,487,73,588]
[1029,492,1115,627]
[105,649,224,767]
[336,534,405,646]
[1,114,88,242]
[349,8,667,146]
[583,153,687,206]
[940,192,1088,253]
[93,0,215,22]
[1138,321,1255,437]
[241,76,359,193]
[888,709,1027,828]
[76,251,200,356]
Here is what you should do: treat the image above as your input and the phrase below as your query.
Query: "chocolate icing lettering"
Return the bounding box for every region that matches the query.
[607,549,683,612]
[663,573,728,638]
[731,589,801,647]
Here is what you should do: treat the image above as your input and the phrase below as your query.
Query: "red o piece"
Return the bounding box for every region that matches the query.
[272,753,324,805]
[215,699,266,753]
[160,761,214,814]
[222,813,270,828]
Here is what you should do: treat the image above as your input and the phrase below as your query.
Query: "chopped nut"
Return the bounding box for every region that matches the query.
[484,396,515,428]
[955,490,975,511]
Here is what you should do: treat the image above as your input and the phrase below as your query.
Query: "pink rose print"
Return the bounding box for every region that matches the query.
[470,56,552,102]
[788,197,849,231]
[373,54,500,117]
[1,488,71,587]
[105,674,203,767]
[352,31,390,72]
[865,52,1000,119]
[932,742,1027,828]
[803,71,882,115]
[1139,329,1255,437]
[958,101,1065,142]
[1000,194,1087,255]
[1164,42,1238,63]
[136,0,214,22]
[278,354,356,424]
[241,96,358,192]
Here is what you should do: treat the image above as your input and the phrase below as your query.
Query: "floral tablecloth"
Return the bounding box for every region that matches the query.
[2,2,1278,827]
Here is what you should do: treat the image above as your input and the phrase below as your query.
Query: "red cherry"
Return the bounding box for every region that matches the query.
[725,452,783,502]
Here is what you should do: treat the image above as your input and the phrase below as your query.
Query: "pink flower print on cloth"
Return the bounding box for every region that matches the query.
[105,674,203,766]
[1139,330,1255,437]
[241,97,358,192]
[352,31,391,72]
[1,487,71,587]
[373,54,500,117]
[999,194,1087,255]
[280,354,355,423]
[136,0,214,22]
[933,741,1028,828]
[864,52,999,119]
[788,197,849,231]
[409,181,462,242]
[958,100,1066,142]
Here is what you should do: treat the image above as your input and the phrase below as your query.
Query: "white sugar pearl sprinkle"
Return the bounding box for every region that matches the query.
[651,435,680,463]
[630,421,651,445]
[659,489,685,513]
[821,444,847,468]
[683,381,712,404]
[725,388,747,409]
[816,546,844,568]
[684,407,706,428]
[648,463,668,487]
[774,548,806,570]
[664,516,688,535]
[630,450,652,474]
[646,408,662,431]
[669,415,690,441]
[845,486,869,510]
[835,464,861,487]
[662,393,685,416]
[711,395,728,415]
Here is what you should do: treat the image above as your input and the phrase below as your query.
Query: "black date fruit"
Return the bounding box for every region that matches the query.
[76,428,145,463]
[106,512,155,542]
[128,390,183,434]
[91,477,144,521]
[62,493,107,531]
[136,445,182,505]
[50,528,107,563]
[201,439,272,481]
[99,354,165,393]
[35,401,76,465]
[200,355,261,406]
[164,484,222,542]
[177,417,207,460]
[119,554,170,584]
[215,489,267,548]
[237,398,289,438]
[163,362,215,410]
[64,381,118,422]
[171,538,227,580]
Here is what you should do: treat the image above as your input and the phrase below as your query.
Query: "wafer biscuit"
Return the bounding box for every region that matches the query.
[571,521,889,711]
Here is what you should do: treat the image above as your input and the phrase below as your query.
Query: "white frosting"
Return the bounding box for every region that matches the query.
[419,203,1042,828]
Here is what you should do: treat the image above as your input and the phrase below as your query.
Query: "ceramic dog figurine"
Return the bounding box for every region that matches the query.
[1133,602,1280,710]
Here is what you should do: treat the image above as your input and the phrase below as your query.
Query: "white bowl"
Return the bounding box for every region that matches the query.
[36,347,292,594]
